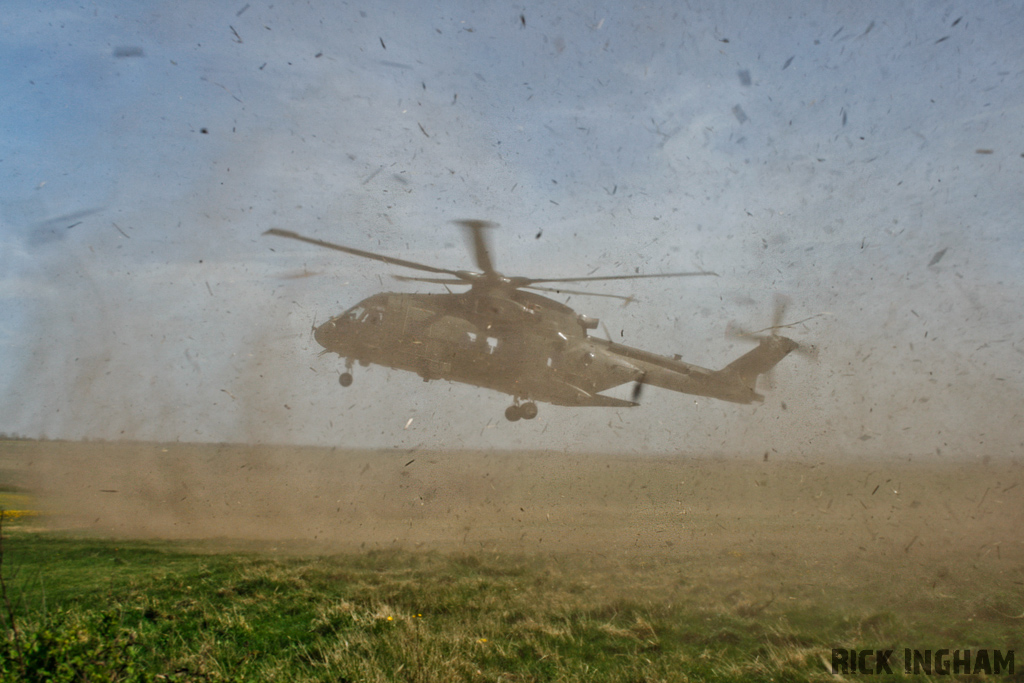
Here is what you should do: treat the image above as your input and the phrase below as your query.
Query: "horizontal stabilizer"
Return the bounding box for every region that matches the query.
[581,394,640,408]
[562,382,639,408]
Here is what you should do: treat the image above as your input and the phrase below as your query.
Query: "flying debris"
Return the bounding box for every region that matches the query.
[928,248,948,267]
[113,46,144,58]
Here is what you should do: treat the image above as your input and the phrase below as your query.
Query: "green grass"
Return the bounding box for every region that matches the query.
[1,531,1020,682]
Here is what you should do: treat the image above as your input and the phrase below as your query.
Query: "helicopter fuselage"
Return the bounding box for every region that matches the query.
[314,289,790,410]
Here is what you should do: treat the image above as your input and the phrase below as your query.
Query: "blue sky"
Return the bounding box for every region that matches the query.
[2,1,1022,456]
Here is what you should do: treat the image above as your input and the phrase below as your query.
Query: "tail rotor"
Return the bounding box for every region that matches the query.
[725,295,820,390]
[726,294,819,355]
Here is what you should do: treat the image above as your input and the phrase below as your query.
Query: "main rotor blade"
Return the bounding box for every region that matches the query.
[524,284,636,302]
[452,220,498,276]
[393,275,471,286]
[523,270,718,285]
[264,229,465,277]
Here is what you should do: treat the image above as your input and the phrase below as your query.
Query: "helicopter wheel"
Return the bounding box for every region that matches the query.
[504,405,522,422]
[339,372,353,387]
[519,402,538,420]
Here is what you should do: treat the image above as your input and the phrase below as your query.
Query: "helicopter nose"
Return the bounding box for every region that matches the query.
[313,319,337,349]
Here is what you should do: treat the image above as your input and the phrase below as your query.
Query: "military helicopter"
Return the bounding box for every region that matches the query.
[265,222,814,421]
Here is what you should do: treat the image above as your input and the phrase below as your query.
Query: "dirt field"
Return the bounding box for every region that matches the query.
[1,439,1021,680]
[2,440,1021,606]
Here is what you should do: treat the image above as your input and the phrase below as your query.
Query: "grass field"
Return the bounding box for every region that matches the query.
[1,530,1019,682]
[0,440,1021,681]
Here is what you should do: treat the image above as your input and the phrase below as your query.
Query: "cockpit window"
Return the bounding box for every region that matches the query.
[343,305,385,324]
[343,305,366,322]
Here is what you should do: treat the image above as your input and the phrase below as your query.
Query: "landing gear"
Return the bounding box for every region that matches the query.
[339,359,354,387]
[504,401,538,421]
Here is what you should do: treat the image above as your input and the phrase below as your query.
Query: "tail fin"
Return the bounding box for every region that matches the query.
[721,336,799,397]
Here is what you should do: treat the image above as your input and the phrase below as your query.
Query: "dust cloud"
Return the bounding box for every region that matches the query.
[3,441,1021,594]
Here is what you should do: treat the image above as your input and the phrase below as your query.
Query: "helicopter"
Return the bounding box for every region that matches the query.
[264,221,815,421]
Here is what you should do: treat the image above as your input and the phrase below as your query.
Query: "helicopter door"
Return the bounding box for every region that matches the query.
[403,306,435,339]
[401,306,452,376]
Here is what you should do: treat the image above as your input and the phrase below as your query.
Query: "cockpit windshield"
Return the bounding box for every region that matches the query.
[342,305,365,322]
[342,304,384,324]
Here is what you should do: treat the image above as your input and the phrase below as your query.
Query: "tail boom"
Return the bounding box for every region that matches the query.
[628,335,799,404]
[589,335,800,405]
